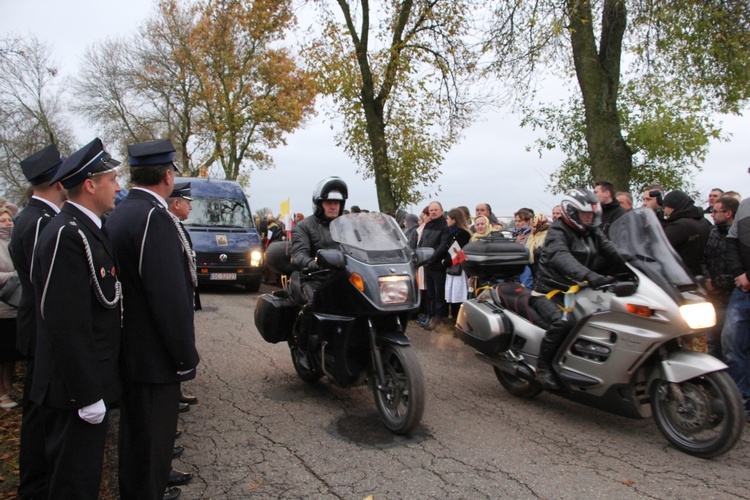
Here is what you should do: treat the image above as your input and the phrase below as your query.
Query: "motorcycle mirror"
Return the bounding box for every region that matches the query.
[316,249,346,270]
[613,282,637,297]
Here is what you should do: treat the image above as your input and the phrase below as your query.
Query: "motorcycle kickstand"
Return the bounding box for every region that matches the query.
[367,319,387,390]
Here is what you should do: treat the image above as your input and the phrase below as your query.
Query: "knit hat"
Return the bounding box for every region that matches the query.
[662,190,692,210]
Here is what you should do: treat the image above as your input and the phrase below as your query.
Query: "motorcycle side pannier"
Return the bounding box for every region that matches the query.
[455,299,513,354]
[254,291,299,343]
[462,237,528,278]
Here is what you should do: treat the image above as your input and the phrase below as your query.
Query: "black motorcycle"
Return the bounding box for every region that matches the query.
[255,212,432,434]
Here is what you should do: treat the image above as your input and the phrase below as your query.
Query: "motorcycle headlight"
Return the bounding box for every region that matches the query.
[378,276,410,305]
[679,302,716,329]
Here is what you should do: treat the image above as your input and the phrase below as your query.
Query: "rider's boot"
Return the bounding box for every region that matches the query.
[536,339,561,390]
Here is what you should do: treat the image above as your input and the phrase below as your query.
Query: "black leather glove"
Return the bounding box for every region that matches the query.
[588,274,615,288]
[305,260,321,272]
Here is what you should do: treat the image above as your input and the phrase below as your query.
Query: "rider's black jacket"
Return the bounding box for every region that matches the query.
[291,214,337,270]
[533,219,624,294]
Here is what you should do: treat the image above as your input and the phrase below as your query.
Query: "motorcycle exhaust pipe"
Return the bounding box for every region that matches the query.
[475,352,536,380]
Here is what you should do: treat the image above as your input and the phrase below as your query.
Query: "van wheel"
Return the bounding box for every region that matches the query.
[245,276,261,293]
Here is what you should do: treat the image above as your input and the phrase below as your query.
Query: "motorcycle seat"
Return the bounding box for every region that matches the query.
[491,282,549,329]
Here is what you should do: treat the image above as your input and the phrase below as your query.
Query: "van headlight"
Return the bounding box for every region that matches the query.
[379,276,410,305]
[679,302,716,329]
[250,250,262,267]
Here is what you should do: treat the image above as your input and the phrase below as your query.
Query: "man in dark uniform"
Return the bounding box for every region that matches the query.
[31,138,123,498]
[10,144,67,499]
[106,139,199,500]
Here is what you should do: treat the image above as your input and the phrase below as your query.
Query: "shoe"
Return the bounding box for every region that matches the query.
[296,349,311,371]
[536,363,561,391]
[180,394,198,405]
[172,445,184,459]
[175,429,182,440]
[0,393,18,409]
[163,486,181,500]
[415,315,429,325]
[422,318,435,331]
[168,469,193,486]
[178,402,190,413]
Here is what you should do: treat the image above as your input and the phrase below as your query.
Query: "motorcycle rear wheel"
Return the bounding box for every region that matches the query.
[651,370,744,458]
[373,345,425,435]
[494,367,543,399]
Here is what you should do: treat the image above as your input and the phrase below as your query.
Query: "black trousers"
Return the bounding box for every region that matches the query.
[18,356,49,499]
[38,404,108,500]
[532,294,575,362]
[118,381,180,500]
[425,268,447,320]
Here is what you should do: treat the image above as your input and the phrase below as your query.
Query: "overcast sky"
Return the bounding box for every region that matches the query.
[2,0,747,217]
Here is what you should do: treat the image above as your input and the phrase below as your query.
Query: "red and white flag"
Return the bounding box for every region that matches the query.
[448,240,466,266]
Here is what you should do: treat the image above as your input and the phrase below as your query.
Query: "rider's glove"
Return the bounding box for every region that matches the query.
[587,274,615,288]
[305,260,321,272]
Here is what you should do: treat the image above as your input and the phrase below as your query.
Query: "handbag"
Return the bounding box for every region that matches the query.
[446,263,463,276]
[0,275,21,308]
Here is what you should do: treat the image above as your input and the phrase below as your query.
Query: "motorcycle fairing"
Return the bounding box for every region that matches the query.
[656,350,728,384]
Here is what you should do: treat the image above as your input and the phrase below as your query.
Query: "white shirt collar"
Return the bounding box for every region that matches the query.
[65,201,102,229]
[32,195,61,214]
[132,186,168,209]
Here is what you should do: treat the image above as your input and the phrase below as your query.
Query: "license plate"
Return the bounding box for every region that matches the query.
[210,273,236,281]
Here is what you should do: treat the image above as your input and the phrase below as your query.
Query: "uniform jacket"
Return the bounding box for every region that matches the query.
[664,205,712,277]
[106,189,199,384]
[418,217,451,271]
[31,203,121,409]
[533,219,623,294]
[9,198,57,357]
[291,214,337,270]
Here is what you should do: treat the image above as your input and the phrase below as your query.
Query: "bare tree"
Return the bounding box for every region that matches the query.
[0,36,76,202]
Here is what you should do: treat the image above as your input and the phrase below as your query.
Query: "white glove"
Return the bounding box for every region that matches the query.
[78,399,106,424]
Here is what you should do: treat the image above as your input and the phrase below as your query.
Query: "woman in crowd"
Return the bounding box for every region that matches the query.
[444,208,471,324]
[470,215,493,242]
[525,213,552,279]
[0,208,20,409]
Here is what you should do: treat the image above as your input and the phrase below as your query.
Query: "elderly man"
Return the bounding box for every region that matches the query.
[418,201,451,331]
[106,139,200,500]
[616,192,633,211]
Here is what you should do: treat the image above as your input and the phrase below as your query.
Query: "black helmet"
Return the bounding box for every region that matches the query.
[560,188,602,233]
[312,176,348,218]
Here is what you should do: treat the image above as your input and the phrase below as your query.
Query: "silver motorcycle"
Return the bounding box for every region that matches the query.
[456,208,744,458]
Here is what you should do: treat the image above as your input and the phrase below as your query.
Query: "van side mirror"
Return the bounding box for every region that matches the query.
[316,249,346,270]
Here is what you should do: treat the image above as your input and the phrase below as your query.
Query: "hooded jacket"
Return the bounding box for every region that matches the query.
[663,193,712,276]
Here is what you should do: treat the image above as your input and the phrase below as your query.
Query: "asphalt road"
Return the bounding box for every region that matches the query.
[172,284,750,499]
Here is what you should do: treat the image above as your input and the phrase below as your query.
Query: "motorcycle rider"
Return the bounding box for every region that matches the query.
[532,188,626,390]
[290,177,348,367]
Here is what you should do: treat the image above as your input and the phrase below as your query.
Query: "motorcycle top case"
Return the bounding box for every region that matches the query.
[462,237,529,278]
[254,290,299,343]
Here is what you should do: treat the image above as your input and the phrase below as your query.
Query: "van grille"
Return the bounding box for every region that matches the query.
[195,252,249,266]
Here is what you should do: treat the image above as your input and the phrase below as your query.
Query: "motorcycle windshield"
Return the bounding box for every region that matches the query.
[608,208,696,298]
[330,213,411,263]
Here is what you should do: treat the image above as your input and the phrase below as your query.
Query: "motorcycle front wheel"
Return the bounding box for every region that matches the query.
[651,370,744,458]
[373,345,425,435]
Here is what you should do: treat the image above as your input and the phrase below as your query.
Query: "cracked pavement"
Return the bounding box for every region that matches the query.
[170,285,750,499]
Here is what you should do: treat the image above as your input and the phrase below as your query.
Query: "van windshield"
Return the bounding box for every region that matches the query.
[184,196,254,228]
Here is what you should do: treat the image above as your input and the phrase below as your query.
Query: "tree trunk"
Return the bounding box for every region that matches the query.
[566,0,633,192]
[362,93,397,213]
